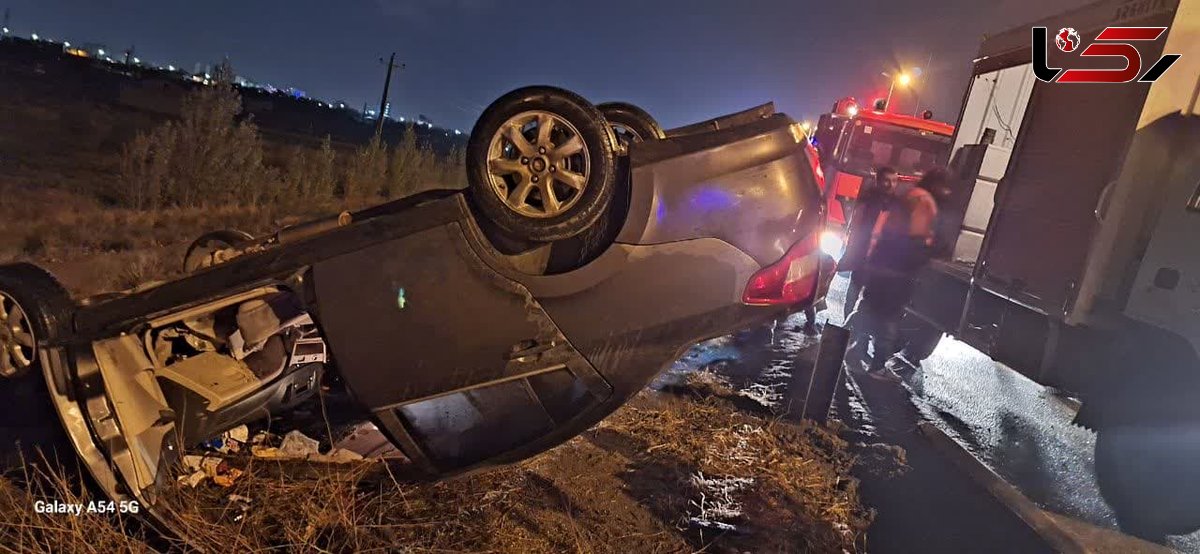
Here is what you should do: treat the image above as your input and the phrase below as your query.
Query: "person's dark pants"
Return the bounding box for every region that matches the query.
[854,303,904,372]
[844,270,868,320]
[802,305,818,333]
[847,274,914,372]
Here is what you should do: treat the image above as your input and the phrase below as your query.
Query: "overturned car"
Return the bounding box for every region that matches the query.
[0,86,829,529]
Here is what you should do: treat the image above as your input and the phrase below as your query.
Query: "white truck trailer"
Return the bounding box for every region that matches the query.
[901,0,1200,540]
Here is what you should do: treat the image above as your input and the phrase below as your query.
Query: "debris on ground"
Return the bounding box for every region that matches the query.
[229,429,368,464]
[200,424,249,454]
[333,421,405,459]
[278,430,321,458]
[179,455,245,488]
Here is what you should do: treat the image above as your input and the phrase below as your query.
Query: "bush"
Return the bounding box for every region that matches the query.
[341,137,387,201]
[383,126,432,199]
[118,124,175,210]
[441,146,467,189]
[118,60,463,210]
[119,63,271,209]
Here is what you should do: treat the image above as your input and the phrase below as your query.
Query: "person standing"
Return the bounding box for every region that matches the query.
[853,168,947,382]
[840,167,898,319]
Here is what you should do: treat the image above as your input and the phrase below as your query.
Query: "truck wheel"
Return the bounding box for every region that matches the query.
[1095,424,1200,540]
[598,102,666,150]
[467,86,618,243]
[183,229,255,273]
[0,264,72,379]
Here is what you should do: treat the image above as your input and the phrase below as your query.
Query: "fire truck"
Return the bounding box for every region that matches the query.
[812,98,955,229]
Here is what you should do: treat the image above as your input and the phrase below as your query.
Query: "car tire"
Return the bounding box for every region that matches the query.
[0,263,73,379]
[1095,424,1200,541]
[597,102,666,149]
[467,86,618,243]
[0,264,74,472]
[183,229,255,273]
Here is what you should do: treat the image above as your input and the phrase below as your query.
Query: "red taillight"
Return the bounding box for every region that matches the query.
[742,233,822,306]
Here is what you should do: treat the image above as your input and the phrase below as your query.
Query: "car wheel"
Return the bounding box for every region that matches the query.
[0,264,72,379]
[1095,424,1200,541]
[467,86,618,243]
[597,102,666,150]
[183,229,255,273]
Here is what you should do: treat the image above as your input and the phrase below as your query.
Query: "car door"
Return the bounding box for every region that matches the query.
[310,196,612,473]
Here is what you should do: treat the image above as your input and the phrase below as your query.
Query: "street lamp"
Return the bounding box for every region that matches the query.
[882,71,912,112]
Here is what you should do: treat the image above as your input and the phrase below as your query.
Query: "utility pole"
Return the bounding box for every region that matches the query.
[376,52,405,140]
[2,8,11,35]
[124,45,135,67]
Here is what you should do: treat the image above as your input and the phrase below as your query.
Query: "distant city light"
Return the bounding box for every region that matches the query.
[8,26,437,139]
[454,129,462,135]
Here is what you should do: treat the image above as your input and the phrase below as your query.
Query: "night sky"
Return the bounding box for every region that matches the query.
[3,0,1086,131]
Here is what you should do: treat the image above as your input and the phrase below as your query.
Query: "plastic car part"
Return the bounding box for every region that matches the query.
[466,85,618,242]
[157,351,260,412]
[742,232,822,306]
[597,102,666,149]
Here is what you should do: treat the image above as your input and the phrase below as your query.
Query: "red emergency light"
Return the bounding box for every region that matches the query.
[834,97,859,117]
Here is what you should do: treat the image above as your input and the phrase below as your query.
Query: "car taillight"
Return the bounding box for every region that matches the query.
[742,233,821,306]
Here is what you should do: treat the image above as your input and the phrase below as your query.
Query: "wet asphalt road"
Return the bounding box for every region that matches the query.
[676,274,1200,552]
[826,273,1200,554]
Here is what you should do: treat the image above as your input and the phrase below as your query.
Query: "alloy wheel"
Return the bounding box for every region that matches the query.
[0,291,36,378]
[486,110,591,219]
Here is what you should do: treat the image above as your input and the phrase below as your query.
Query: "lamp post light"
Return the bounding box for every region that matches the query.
[882,71,912,112]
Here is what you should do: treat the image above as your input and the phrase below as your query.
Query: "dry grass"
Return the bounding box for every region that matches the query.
[0,456,152,553]
[0,389,873,553]
[0,185,354,295]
